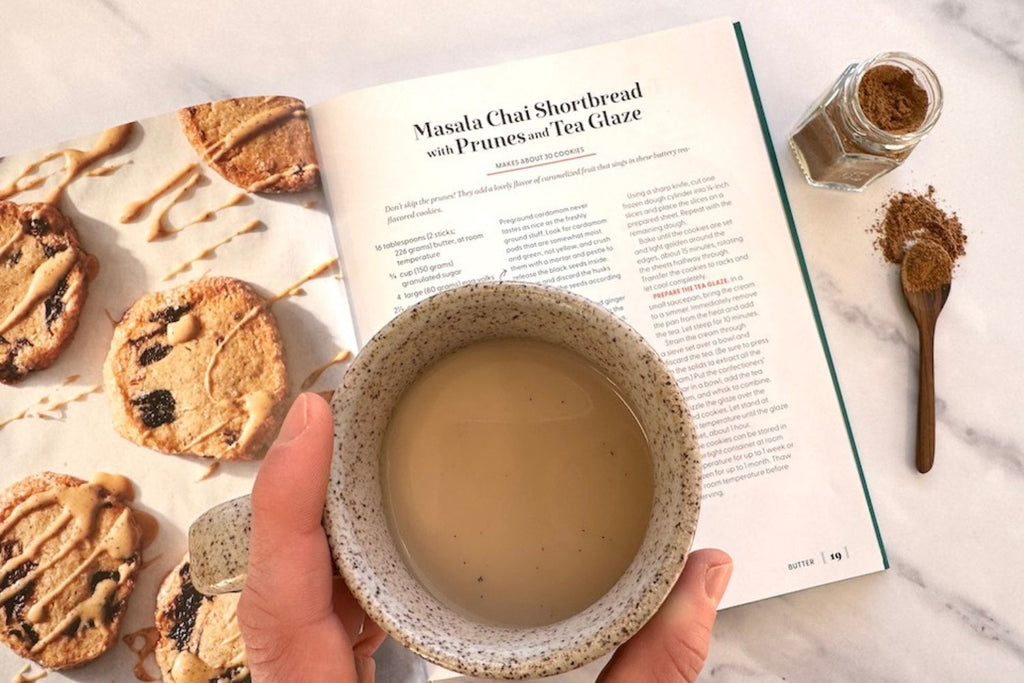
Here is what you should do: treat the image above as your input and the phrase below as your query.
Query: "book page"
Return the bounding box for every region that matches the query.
[0,97,359,680]
[311,17,885,610]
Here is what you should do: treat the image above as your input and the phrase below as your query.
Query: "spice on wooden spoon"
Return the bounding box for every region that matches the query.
[872,187,966,472]
[900,240,952,473]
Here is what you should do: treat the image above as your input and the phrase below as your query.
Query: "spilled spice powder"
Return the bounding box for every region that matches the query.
[858,65,929,134]
[872,186,966,270]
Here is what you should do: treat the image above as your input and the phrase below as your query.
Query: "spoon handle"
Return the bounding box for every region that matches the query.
[915,323,937,473]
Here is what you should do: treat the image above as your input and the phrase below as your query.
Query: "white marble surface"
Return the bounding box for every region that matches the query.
[1,1,1022,681]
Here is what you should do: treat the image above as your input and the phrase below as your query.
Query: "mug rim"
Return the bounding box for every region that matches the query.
[327,280,701,677]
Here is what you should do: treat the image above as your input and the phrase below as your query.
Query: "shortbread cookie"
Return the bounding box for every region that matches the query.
[103,276,288,460]
[0,201,94,384]
[179,96,320,194]
[0,472,142,670]
[155,557,249,683]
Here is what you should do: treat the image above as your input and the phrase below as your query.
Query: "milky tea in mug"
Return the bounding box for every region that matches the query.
[381,337,654,627]
[188,281,699,678]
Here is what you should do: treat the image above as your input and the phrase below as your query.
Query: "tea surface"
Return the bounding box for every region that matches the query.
[382,338,653,626]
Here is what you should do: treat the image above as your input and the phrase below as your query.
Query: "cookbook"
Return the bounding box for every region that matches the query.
[0,17,885,682]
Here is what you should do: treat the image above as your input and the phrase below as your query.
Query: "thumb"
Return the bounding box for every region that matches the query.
[239,393,355,682]
[598,548,732,683]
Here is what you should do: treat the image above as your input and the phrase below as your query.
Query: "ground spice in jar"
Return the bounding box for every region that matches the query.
[858,65,930,134]
[789,53,941,191]
[872,186,966,288]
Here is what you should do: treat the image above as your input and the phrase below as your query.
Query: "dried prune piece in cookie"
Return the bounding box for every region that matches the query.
[138,343,173,367]
[155,557,250,683]
[130,389,177,429]
[178,96,319,194]
[103,276,288,460]
[0,472,142,670]
[0,201,95,384]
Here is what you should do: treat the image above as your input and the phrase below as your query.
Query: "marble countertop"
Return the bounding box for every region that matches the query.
[2,1,1022,681]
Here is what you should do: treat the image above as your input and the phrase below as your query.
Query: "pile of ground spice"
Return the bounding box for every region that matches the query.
[872,186,966,271]
[901,240,953,292]
[857,65,929,134]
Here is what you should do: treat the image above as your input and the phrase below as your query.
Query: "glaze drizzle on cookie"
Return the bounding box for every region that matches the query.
[178,418,232,453]
[195,462,220,482]
[121,164,199,223]
[166,313,200,345]
[177,390,270,455]
[246,163,319,193]
[133,511,160,553]
[0,123,135,205]
[0,248,77,335]
[0,220,24,262]
[119,165,249,242]
[31,385,101,421]
[88,473,134,502]
[123,626,161,682]
[12,663,48,682]
[85,161,129,178]
[42,124,135,205]
[0,377,98,430]
[147,172,202,241]
[177,192,247,231]
[0,479,140,658]
[299,349,352,391]
[236,391,273,451]
[162,220,261,282]
[203,258,337,396]
[105,277,287,460]
[170,650,248,683]
[205,99,306,164]
[158,561,249,683]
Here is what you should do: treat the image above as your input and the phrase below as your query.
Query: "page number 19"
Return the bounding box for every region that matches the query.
[822,546,850,564]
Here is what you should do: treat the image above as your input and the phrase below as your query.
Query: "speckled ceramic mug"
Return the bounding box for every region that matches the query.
[189,280,701,679]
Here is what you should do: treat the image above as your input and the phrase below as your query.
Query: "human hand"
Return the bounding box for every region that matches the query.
[597,547,732,682]
[239,392,731,683]
[239,392,385,682]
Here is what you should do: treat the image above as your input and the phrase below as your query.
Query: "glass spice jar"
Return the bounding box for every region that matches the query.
[789,52,942,191]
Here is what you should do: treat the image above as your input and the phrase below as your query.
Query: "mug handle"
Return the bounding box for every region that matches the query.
[188,495,252,595]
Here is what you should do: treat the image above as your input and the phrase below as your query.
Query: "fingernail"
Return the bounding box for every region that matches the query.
[705,561,733,607]
[275,393,310,446]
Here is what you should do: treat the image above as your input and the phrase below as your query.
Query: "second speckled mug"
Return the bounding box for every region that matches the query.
[189,280,701,679]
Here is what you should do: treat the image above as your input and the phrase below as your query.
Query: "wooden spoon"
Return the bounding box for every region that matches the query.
[901,242,952,473]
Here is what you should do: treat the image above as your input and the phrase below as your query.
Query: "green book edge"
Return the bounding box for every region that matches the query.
[732,21,889,569]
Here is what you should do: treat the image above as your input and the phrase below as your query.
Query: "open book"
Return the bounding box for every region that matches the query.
[0,16,885,681]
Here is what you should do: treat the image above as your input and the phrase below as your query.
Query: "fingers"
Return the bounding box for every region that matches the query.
[239,393,355,682]
[354,655,376,683]
[352,613,387,659]
[332,575,387,657]
[332,576,368,643]
[245,393,337,627]
[597,548,732,683]
[237,392,388,681]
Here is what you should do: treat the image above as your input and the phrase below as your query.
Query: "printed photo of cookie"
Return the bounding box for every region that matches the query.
[0,201,95,384]
[0,472,142,670]
[179,96,320,194]
[103,276,288,460]
[155,557,249,683]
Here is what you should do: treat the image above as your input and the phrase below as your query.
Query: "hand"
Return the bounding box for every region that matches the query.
[597,547,732,682]
[239,393,732,683]
[239,392,386,682]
